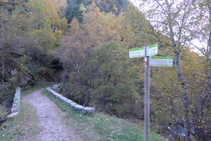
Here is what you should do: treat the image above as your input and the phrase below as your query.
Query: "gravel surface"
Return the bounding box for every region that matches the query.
[22,88,82,141]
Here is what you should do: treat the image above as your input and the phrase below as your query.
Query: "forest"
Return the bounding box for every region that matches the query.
[0,0,211,140]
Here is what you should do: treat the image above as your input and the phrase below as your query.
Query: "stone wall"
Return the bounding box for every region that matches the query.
[7,87,21,118]
[47,87,95,113]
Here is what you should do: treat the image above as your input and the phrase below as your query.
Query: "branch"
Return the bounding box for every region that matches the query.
[189,42,206,56]
[154,0,168,16]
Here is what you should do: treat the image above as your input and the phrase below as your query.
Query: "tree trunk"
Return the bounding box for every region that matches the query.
[164,0,190,139]
[1,20,5,93]
[174,51,190,141]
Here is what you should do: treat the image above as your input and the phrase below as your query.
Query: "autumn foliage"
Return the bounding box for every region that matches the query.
[1,0,211,140]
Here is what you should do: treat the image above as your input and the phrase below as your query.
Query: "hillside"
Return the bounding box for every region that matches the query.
[65,0,129,24]
[0,0,211,140]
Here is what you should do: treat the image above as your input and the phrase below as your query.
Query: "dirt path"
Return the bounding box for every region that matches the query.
[22,88,82,141]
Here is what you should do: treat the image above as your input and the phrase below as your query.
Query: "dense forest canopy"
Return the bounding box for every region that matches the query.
[0,0,211,140]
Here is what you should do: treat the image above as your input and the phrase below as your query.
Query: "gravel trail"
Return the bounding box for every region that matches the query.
[22,88,82,141]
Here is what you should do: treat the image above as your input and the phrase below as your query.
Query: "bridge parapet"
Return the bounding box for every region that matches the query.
[47,87,95,113]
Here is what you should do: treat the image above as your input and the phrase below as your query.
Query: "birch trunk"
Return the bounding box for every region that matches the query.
[164,0,190,139]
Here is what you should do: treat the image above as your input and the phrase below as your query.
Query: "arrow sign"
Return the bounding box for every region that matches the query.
[150,56,173,67]
[129,47,145,58]
[147,43,158,56]
[129,43,158,58]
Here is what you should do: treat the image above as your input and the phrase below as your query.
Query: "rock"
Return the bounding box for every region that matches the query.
[7,112,19,118]
[11,68,18,75]
[52,84,60,91]
[19,73,32,87]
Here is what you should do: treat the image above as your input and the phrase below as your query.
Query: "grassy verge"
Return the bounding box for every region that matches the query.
[0,85,49,140]
[0,99,39,140]
[42,89,164,141]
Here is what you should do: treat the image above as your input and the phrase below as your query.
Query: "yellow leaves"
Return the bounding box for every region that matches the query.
[195,126,203,128]
[54,29,62,41]
[55,17,67,32]
[80,4,86,15]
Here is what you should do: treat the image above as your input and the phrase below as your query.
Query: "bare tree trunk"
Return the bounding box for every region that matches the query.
[84,60,91,106]
[1,49,5,93]
[76,62,81,104]
[1,20,5,93]
[52,18,55,33]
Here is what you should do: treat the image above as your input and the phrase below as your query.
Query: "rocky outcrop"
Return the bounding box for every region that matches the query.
[47,87,95,113]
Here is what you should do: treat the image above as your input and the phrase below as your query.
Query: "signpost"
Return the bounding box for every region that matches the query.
[129,43,172,141]
[129,43,158,58]
[147,43,158,56]
[129,47,145,58]
[144,46,150,141]
[150,56,173,67]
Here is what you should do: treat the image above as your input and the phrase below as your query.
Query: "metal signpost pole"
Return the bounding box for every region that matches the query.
[144,46,150,141]
[130,43,172,141]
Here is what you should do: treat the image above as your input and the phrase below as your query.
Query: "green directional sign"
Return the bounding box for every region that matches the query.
[150,56,173,67]
[129,43,158,58]
[147,43,158,56]
[129,43,172,141]
[129,47,145,58]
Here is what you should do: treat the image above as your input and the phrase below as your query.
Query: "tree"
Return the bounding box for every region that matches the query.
[54,17,86,103]
[55,3,139,114]
[186,0,211,140]
[139,0,211,140]
[91,41,139,116]
[65,0,83,24]
[40,0,58,32]
[28,0,51,31]
[0,8,17,92]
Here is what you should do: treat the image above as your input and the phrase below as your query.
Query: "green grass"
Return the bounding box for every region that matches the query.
[42,89,164,141]
[0,85,52,140]
[0,98,39,140]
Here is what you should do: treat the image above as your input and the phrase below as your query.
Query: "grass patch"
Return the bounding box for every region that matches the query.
[21,82,54,97]
[0,99,39,140]
[42,89,164,141]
